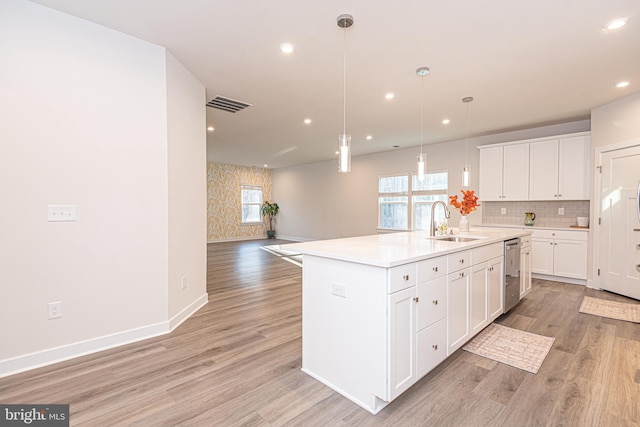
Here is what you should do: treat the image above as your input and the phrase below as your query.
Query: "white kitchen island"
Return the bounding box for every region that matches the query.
[285,227,531,414]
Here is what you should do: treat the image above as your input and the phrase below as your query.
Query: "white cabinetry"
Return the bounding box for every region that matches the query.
[479,144,529,201]
[388,286,416,400]
[415,256,448,378]
[470,243,504,336]
[531,229,587,281]
[446,251,471,354]
[520,234,532,298]
[529,135,590,200]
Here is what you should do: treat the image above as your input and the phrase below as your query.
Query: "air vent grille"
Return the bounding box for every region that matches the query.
[206,96,252,113]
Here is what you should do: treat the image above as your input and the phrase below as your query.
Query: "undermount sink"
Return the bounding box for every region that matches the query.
[431,236,483,242]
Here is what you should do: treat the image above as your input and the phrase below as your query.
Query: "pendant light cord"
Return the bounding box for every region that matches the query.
[343,26,347,136]
[465,101,469,165]
[420,75,424,153]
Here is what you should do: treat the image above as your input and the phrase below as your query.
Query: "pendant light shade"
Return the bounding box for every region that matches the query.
[416,66,430,181]
[337,14,354,173]
[462,96,473,188]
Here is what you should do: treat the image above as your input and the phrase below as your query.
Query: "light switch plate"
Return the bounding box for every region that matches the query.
[558,207,565,215]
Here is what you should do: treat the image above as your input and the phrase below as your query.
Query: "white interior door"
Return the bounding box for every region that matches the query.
[599,145,640,300]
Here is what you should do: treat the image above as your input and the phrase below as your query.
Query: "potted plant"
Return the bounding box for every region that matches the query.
[260,201,280,239]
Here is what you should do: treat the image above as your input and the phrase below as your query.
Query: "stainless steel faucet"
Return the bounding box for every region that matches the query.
[430,200,451,236]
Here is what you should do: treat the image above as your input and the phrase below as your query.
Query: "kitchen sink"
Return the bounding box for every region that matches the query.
[431,236,483,242]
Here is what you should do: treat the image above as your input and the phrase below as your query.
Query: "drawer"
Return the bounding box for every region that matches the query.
[416,317,448,378]
[531,229,587,241]
[416,276,447,331]
[447,250,471,273]
[520,234,532,247]
[388,263,416,293]
[471,243,503,265]
[417,256,447,282]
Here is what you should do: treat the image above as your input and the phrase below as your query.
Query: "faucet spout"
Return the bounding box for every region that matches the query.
[430,200,451,236]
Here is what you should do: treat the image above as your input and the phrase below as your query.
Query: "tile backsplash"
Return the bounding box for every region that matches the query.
[482,200,590,228]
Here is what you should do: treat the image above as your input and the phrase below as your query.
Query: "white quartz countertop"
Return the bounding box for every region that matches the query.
[284,227,531,268]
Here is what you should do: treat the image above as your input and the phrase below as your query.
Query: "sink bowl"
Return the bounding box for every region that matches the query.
[432,236,482,242]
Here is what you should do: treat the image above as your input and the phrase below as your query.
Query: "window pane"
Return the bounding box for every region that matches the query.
[412,195,449,230]
[412,172,448,191]
[379,176,408,193]
[379,196,408,229]
[242,188,261,204]
[242,205,261,223]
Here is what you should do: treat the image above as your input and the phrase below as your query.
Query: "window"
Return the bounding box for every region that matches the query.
[378,172,448,230]
[241,185,262,224]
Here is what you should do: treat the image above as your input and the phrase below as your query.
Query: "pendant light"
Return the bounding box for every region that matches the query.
[462,96,473,187]
[337,14,354,173]
[416,67,430,181]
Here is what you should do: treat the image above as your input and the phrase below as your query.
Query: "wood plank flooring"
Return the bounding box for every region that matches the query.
[2,239,640,426]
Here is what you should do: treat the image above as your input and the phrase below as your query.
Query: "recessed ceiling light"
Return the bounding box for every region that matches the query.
[304,118,312,124]
[263,164,268,168]
[605,17,629,31]
[207,126,214,131]
[335,150,340,155]
[366,135,373,140]
[615,80,630,88]
[442,119,450,125]
[280,43,294,54]
[385,93,395,100]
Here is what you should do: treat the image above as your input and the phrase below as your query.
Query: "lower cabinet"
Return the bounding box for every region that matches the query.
[447,267,471,354]
[388,286,416,400]
[531,229,587,280]
[416,318,447,377]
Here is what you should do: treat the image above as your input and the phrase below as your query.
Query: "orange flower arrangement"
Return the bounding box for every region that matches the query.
[449,190,480,216]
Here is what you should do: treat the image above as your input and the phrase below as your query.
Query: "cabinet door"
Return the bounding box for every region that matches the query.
[470,263,489,336]
[520,245,532,298]
[554,239,587,279]
[531,238,554,275]
[388,287,416,400]
[479,146,504,201]
[503,144,529,200]
[416,317,447,378]
[529,139,559,200]
[416,276,447,331]
[558,135,590,200]
[447,268,470,354]
[487,256,504,321]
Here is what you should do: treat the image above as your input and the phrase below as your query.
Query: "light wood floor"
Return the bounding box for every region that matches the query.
[2,239,640,426]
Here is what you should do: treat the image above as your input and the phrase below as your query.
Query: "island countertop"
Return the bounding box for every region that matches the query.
[285,227,531,268]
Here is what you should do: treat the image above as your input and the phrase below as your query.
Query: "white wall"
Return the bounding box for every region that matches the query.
[588,90,640,284]
[273,120,589,241]
[166,52,208,324]
[0,0,206,376]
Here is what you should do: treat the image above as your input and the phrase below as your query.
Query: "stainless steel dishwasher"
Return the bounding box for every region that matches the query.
[504,238,521,313]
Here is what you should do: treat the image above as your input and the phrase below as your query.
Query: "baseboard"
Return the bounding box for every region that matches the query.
[207,236,266,243]
[532,273,587,286]
[274,235,313,242]
[0,293,208,379]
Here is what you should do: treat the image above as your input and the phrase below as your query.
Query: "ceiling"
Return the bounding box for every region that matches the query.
[31,0,640,169]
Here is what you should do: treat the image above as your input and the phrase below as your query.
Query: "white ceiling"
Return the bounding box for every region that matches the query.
[31,0,640,169]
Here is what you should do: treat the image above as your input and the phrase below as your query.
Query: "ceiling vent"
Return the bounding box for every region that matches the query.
[206,96,252,113]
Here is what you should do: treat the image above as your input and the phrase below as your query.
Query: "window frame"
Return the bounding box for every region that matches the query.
[377,171,449,231]
[240,185,263,225]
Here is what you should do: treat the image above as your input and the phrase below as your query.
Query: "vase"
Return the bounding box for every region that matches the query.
[459,215,469,232]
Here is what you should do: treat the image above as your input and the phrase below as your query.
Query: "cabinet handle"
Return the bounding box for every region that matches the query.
[636,264,640,273]
[459,259,465,264]
[413,297,419,303]
[433,299,438,305]
[432,344,438,350]
[403,275,410,281]
[433,266,438,272]
[460,272,465,278]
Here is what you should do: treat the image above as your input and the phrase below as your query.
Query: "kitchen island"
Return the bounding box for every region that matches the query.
[285,227,531,414]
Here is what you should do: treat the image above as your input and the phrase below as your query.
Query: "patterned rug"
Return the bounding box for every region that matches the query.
[463,324,555,374]
[579,296,640,323]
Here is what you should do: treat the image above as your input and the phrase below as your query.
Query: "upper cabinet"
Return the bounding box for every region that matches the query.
[479,132,590,202]
[479,144,529,201]
[529,135,590,200]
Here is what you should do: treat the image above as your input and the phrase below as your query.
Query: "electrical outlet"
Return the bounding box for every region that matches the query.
[558,207,565,215]
[181,276,187,290]
[48,301,62,319]
[501,208,507,215]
